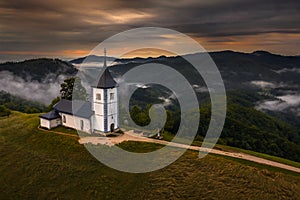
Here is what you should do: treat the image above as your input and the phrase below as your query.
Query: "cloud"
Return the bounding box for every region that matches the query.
[0,71,65,104]
[256,100,289,111]
[1,0,300,60]
[256,94,300,112]
[250,80,297,89]
[277,94,300,106]
[74,62,105,68]
[273,67,300,74]
[250,81,276,88]
[136,84,150,89]
[158,94,176,106]
[192,84,208,92]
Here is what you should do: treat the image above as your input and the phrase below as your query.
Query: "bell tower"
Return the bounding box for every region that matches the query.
[92,49,118,133]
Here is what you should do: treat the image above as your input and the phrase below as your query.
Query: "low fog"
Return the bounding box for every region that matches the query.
[250,80,300,116]
[273,68,300,74]
[256,94,300,115]
[250,81,276,88]
[0,71,66,105]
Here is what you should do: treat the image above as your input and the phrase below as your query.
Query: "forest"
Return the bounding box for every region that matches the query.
[127,88,300,162]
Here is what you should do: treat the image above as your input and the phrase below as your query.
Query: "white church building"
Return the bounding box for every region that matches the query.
[39,55,119,134]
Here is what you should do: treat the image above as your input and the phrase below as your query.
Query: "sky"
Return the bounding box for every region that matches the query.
[0,0,300,61]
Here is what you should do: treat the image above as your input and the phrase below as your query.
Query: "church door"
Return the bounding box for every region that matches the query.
[110,123,114,132]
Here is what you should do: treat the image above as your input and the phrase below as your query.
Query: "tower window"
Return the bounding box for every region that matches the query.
[96,93,101,100]
[110,93,114,100]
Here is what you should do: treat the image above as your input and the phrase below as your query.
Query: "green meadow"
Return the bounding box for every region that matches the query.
[1,112,300,199]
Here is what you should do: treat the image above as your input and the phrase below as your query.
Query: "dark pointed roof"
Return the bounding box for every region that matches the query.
[92,49,117,89]
[93,68,117,89]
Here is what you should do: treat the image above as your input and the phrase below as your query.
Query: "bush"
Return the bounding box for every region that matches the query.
[0,105,11,117]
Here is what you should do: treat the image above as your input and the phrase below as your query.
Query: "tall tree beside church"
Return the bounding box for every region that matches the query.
[60,77,87,101]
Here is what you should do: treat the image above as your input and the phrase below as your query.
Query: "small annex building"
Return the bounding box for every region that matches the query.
[39,110,61,129]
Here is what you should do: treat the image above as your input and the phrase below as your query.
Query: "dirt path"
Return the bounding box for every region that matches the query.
[79,130,300,173]
[40,127,300,173]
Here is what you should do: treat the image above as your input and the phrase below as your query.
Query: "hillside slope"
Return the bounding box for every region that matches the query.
[0,112,300,199]
[200,91,300,162]
[128,87,300,162]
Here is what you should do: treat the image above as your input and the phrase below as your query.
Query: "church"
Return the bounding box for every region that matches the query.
[39,53,119,134]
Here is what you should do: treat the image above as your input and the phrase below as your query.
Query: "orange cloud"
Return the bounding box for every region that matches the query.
[194,33,300,55]
[0,49,90,57]
[60,50,90,56]
[0,51,52,55]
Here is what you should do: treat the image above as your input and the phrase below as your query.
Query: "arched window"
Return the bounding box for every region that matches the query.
[63,115,66,123]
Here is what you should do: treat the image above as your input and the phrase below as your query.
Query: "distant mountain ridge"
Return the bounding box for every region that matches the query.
[101,50,300,88]
[3,50,298,82]
[69,54,169,65]
[70,50,300,65]
[0,58,77,82]
[70,55,116,64]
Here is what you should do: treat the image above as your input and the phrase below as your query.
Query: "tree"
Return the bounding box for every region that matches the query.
[130,105,151,126]
[0,105,11,117]
[0,90,45,113]
[130,105,142,125]
[60,77,87,100]
[46,96,61,112]
[24,106,40,113]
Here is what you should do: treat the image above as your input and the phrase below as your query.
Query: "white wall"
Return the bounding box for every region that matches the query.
[40,118,50,129]
[93,114,118,132]
[61,113,91,133]
[107,87,118,130]
[93,115,105,132]
[50,118,61,128]
[40,118,61,129]
[107,102,117,115]
[94,103,104,115]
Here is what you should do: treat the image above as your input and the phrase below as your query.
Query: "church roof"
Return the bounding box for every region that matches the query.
[53,99,93,118]
[93,68,117,89]
[39,110,60,120]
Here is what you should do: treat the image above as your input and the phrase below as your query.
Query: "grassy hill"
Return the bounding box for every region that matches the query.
[1,112,300,199]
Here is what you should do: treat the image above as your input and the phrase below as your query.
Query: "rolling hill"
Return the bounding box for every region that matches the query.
[0,112,300,199]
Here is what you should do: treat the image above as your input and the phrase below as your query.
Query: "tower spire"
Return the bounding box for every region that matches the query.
[103,48,107,68]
